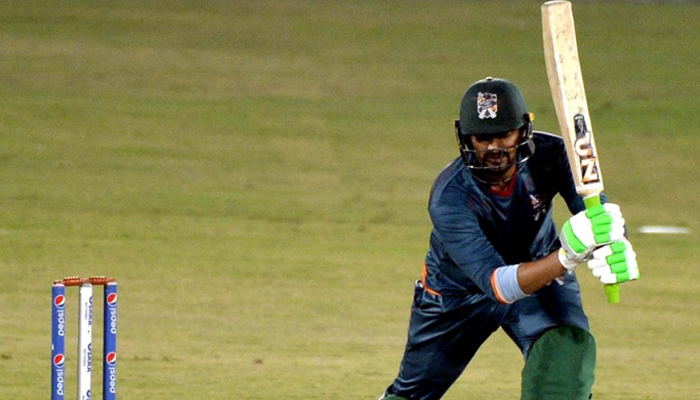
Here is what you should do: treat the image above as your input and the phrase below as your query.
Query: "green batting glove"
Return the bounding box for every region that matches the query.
[559,203,626,270]
[588,239,640,284]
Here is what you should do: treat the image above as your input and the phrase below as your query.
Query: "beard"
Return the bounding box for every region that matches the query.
[476,149,518,185]
[480,149,515,171]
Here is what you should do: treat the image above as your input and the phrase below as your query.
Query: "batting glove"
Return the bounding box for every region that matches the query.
[588,239,640,284]
[558,203,626,271]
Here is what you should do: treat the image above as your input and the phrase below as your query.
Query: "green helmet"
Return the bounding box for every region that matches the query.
[454,77,535,183]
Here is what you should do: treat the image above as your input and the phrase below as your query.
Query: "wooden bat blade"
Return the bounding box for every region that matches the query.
[542,1,620,303]
[542,0,604,199]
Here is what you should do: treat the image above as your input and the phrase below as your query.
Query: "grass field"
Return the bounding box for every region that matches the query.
[1,1,699,399]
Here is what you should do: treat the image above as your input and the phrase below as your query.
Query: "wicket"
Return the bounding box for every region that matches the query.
[52,276,118,400]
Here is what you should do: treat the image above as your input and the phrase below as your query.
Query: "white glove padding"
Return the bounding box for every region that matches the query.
[588,239,640,284]
[559,203,626,268]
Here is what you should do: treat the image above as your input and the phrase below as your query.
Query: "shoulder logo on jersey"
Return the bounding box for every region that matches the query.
[477,92,498,119]
[530,194,546,221]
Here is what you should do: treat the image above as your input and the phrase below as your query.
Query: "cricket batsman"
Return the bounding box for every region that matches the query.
[378,77,639,400]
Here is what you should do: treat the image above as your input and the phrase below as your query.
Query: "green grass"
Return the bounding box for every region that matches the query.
[1,1,699,398]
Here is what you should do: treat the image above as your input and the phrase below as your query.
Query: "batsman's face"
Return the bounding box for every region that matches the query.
[470,129,520,175]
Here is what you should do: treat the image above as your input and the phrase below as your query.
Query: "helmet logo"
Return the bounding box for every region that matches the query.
[477,92,498,119]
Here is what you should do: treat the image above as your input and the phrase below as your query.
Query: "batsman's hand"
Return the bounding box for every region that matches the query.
[588,239,640,284]
[558,203,626,271]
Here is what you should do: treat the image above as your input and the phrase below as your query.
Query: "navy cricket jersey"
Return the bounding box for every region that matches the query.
[422,131,600,301]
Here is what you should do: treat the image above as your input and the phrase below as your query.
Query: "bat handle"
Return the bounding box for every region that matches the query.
[583,194,620,304]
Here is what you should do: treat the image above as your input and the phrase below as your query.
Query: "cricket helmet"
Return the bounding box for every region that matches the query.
[454,77,535,178]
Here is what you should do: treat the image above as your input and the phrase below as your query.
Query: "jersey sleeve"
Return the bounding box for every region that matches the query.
[428,201,507,302]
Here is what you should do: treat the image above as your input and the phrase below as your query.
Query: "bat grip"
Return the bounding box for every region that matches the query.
[583,194,620,304]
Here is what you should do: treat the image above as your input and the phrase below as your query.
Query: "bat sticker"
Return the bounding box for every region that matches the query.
[573,114,601,184]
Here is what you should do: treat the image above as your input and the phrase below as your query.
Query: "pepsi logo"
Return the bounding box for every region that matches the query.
[54,295,66,309]
[53,353,65,368]
[105,351,117,366]
[106,293,117,306]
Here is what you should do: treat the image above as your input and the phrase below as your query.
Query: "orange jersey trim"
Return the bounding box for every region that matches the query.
[421,263,442,296]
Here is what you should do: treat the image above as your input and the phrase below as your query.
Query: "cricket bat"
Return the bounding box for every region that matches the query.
[541,0,620,303]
